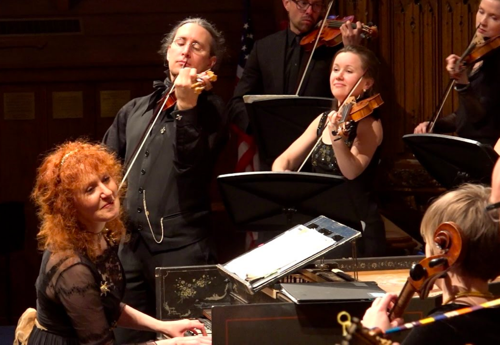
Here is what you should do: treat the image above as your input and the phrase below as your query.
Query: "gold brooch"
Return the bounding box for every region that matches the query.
[100,280,110,296]
[99,273,113,296]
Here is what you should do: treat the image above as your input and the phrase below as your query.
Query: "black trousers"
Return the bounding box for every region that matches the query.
[114,234,216,343]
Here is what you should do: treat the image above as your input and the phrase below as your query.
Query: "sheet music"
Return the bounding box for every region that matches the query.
[223,225,335,284]
[243,94,300,103]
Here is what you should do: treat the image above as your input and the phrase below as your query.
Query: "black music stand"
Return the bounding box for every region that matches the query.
[245,96,334,169]
[217,171,362,233]
[403,133,498,189]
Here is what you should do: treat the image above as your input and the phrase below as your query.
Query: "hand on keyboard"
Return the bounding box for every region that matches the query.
[156,335,212,344]
[158,318,208,338]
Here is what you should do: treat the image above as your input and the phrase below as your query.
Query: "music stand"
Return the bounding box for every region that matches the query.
[403,133,498,189]
[244,96,334,168]
[217,171,362,233]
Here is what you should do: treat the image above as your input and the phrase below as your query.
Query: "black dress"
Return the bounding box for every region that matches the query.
[29,237,125,345]
[311,110,386,257]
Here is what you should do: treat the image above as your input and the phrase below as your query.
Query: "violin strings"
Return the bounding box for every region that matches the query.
[297,76,364,172]
[295,0,335,96]
[384,298,500,335]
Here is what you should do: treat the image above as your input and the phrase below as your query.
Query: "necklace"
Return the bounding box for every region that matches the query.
[142,190,164,244]
[443,291,494,305]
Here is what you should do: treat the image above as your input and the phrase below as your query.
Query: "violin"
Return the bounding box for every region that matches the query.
[389,222,463,321]
[462,35,500,65]
[426,34,500,132]
[301,16,378,51]
[157,70,217,109]
[118,69,217,191]
[333,93,384,137]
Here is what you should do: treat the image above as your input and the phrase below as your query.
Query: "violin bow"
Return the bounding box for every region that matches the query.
[297,75,364,172]
[295,0,335,96]
[427,25,481,133]
[119,62,212,191]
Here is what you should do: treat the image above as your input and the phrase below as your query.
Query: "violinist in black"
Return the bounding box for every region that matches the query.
[226,0,364,132]
[414,0,500,147]
[272,45,385,257]
[103,18,226,343]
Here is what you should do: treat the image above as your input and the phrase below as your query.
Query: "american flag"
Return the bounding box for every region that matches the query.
[234,0,259,173]
[236,6,254,80]
[234,0,260,249]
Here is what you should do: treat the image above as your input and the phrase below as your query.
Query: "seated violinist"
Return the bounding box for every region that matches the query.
[272,44,385,257]
[361,183,500,344]
[414,0,500,147]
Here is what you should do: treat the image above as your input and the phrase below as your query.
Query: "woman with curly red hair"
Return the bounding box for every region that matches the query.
[20,140,210,345]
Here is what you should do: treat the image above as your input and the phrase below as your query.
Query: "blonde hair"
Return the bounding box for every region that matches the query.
[32,140,126,260]
[421,183,500,281]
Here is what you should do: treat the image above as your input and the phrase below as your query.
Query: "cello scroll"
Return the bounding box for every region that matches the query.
[388,222,464,321]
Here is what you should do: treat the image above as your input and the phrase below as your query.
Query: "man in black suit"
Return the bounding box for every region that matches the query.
[227,0,363,132]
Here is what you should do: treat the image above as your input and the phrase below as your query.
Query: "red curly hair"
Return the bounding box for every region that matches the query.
[32,140,126,260]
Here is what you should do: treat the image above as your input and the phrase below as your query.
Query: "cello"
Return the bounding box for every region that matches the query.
[337,222,465,344]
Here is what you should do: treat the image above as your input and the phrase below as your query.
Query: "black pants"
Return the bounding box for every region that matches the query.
[114,235,216,343]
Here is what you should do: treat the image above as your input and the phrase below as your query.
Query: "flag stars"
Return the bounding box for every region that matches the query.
[242,45,247,51]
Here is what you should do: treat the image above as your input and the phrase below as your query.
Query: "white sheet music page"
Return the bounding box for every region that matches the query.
[223,225,335,284]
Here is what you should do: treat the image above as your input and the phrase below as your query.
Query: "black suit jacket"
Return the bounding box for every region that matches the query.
[227,29,340,131]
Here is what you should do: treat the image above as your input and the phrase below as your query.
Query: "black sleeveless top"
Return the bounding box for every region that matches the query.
[310,108,386,257]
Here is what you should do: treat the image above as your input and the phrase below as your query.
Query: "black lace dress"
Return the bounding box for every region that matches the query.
[29,237,125,345]
[311,110,386,257]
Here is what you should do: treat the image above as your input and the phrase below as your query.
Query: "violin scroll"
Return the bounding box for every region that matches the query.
[191,70,217,94]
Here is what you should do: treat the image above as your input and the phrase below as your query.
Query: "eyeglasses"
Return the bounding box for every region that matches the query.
[485,201,500,222]
[172,38,206,55]
[290,0,324,12]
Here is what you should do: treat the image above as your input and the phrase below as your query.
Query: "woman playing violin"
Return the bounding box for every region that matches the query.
[273,45,386,257]
[414,0,500,147]
[362,183,500,344]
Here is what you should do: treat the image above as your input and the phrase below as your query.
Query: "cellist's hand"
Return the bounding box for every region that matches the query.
[341,20,363,46]
[446,54,469,85]
[361,294,403,332]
